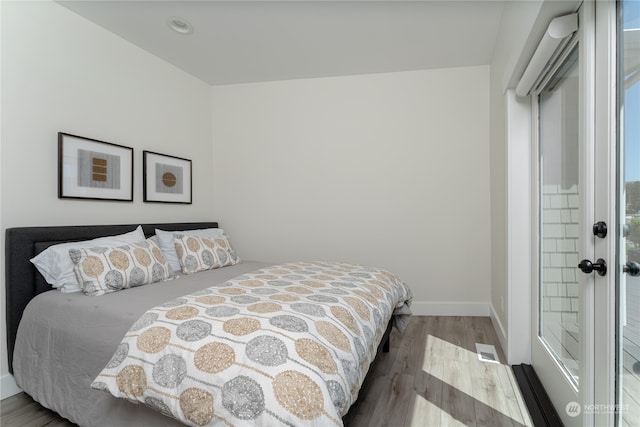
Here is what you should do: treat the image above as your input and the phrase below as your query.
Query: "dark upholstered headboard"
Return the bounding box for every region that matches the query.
[5,221,218,373]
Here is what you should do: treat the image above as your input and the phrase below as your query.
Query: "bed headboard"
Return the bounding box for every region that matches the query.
[5,221,218,373]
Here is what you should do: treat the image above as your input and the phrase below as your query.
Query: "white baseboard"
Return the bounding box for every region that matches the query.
[489,304,509,361]
[410,301,490,316]
[1,373,22,399]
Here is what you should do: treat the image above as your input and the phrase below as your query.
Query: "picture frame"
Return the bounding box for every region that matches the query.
[58,132,133,201]
[143,151,192,204]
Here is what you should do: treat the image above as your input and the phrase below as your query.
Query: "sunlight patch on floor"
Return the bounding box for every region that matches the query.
[412,334,527,425]
[407,394,468,427]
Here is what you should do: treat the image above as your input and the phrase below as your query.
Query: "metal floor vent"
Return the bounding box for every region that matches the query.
[475,343,499,363]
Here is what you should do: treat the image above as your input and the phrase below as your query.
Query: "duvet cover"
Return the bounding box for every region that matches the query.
[92,261,412,427]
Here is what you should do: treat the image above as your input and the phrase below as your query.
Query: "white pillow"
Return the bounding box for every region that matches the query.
[155,228,224,271]
[30,226,146,292]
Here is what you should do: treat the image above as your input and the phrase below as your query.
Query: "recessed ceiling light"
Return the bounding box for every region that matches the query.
[167,17,193,35]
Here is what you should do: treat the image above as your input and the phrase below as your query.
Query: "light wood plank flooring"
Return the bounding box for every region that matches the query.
[1,316,532,427]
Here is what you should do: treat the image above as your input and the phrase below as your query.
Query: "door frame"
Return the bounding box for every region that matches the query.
[526,1,618,425]
[592,0,617,425]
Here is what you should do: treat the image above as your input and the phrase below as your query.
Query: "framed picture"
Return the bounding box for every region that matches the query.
[143,151,192,204]
[58,132,133,201]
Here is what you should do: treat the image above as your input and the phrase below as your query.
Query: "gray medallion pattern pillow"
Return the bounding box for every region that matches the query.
[70,238,171,296]
[173,235,240,274]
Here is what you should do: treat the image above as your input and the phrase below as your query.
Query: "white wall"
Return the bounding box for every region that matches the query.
[0,1,213,380]
[211,67,492,315]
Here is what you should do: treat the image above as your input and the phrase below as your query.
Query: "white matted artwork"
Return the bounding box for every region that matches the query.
[143,151,192,204]
[58,132,133,201]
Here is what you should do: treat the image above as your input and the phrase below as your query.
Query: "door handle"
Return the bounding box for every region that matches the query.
[578,258,607,276]
[592,221,607,238]
[624,261,640,277]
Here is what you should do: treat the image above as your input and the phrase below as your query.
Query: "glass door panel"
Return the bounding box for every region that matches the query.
[539,46,581,389]
[618,0,640,424]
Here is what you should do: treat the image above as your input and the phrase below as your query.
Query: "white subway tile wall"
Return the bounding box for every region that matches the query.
[541,184,580,379]
[542,184,580,326]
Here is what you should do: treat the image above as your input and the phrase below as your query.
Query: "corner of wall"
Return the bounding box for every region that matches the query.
[1,374,21,399]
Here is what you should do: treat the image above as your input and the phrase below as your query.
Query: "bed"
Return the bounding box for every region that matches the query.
[5,222,412,427]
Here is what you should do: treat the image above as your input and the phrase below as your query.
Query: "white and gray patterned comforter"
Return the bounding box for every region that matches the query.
[92,261,412,426]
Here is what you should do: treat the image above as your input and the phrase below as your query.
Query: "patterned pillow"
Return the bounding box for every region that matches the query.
[69,238,171,296]
[173,234,240,274]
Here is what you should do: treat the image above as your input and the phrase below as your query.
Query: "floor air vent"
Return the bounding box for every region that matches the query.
[475,343,500,363]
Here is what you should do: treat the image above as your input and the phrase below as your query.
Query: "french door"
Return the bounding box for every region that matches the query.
[531,3,592,425]
[531,1,640,425]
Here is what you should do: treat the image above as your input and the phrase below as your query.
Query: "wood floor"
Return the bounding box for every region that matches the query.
[1,316,532,427]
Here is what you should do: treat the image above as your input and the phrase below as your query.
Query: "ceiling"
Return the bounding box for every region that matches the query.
[56,0,506,86]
